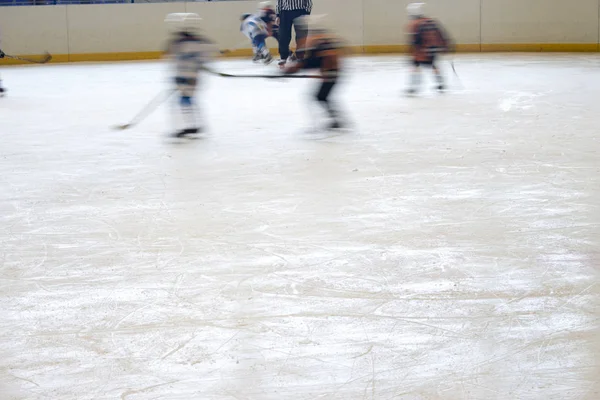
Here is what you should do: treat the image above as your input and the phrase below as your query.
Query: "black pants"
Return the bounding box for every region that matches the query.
[316,80,337,118]
[278,9,309,60]
[413,54,438,68]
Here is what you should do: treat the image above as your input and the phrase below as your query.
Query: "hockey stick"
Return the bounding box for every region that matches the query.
[214,72,321,79]
[449,59,464,89]
[450,60,458,78]
[112,89,176,130]
[199,64,318,79]
[4,52,52,64]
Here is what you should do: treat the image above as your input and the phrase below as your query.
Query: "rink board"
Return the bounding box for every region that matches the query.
[1,0,600,64]
[1,43,599,66]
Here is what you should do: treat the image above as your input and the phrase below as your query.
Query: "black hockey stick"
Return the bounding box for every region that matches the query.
[200,65,317,79]
[112,89,176,130]
[4,52,52,64]
[214,71,321,79]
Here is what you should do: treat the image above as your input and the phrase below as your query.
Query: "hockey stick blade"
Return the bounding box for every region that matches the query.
[5,52,52,64]
[112,124,131,131]
[111,89,175,131]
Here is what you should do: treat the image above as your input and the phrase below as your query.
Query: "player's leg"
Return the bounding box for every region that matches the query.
[278,11,293,66]
[406,59,422,95]
[241,20,258,62]
[315,79,342,129]
[0,49,5,95]
[173,77,200,137]
[431,55,444,91]
[252,45,261,62]
[245,22,262,62]
[252,33,272,64]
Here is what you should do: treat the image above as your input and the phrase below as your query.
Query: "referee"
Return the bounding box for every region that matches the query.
[276,0,313,67]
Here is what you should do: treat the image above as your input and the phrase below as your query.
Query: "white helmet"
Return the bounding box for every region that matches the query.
[259,1,273,9]
[165,13,202,32]
[407,3,425,18]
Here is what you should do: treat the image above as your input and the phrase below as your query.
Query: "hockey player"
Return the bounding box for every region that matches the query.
[406,2,452,95]
[0,48,5,96]
[283,15,345,130]
[165,13,215,138]
[240,2,278,64]
[258,1,279,43]
[0,31,5,96]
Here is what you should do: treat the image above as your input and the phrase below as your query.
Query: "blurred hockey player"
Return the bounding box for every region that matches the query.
[259,1,279,42]
[165,13,214,137]
[0,30,5,96]
[283,15,346,130]
[0,49,5,96]
[240,1,279,64]
[406,3,452,95]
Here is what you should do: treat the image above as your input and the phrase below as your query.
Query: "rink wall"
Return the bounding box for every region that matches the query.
[1,0,599,64]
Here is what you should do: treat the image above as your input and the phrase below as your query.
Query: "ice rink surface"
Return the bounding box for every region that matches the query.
[1,54,599,399]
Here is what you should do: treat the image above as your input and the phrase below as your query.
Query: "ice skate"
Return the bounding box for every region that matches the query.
[172,127,201,138]
[263,53,273,64]
[278,52,297,68]
[328,119,343,130]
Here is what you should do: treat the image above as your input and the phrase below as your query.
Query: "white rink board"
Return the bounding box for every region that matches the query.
[66,3,187,54]
[0,55,599,399]
[481,0,600,44]
[1,0,600,58]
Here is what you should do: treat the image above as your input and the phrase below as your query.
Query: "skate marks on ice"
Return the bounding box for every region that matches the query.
[1,54,600,399]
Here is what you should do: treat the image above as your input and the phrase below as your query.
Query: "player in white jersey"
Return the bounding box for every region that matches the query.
[240,2,276,64]
[165,13,214,138]
[0,29,5,96]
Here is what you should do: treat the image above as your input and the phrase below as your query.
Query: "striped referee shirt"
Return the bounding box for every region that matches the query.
[276,0,313,14]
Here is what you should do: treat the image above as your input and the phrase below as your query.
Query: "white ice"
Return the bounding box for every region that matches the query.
[1,54,599,400]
